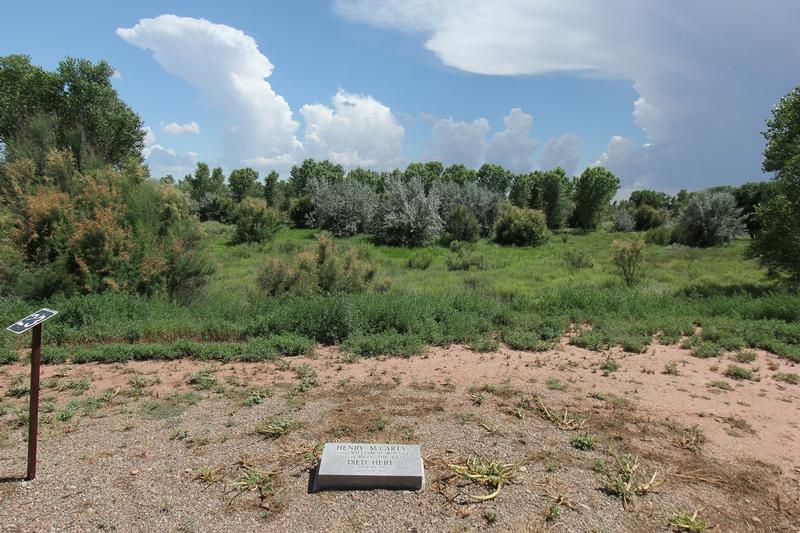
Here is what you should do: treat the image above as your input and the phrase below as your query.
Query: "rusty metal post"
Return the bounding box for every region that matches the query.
[26,323,42,481]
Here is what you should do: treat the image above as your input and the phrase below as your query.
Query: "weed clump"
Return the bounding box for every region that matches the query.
[601,451,661,506]
[724,364,754,381]
[570,432,597,451]
[256,234,376,296]
[255,416,294,439]
[448,455,520,501]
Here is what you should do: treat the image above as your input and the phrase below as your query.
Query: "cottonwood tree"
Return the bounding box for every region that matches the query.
[572,167,620,230]
[229,167,261,203]
[749,86,800,281]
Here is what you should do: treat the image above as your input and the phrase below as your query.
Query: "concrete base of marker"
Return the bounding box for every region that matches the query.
[314,442,424,491]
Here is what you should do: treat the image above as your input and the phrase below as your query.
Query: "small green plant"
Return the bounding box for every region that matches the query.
[602,451,661,506]
[669,510,710,532]
[7,377,29,398]
[662,362,680,376]
[483,509,498,524]
[293,364,318,393]
[724,364,753,381]
[570,432,596,451]
[708,380,732,391]
[546,377,567,391]
[368,414,387,432]
[468,336,499,353]
[734,351,757,364]
[610,238,645,286]
[469,392,486,406]
[244,386,273,406]
[448,455,520,501]
[255,416,293,439]
[64,378,91,396]
[57,400,81,422]
[774,372,799,385]
[406,250,434,270]
[563,248,593,269]
[545,502,561,522]
[228,464,276,506]
[446,240,486,271]
[186,369,218,390]
[600,357,620,374]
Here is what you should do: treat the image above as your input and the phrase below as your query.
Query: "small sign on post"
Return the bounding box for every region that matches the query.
[5,308,58,481]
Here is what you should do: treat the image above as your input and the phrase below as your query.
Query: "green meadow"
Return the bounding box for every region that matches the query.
[2,223,798,365]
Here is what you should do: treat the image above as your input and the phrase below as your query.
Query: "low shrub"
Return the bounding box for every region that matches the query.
[446,241,486,271]
[564,248,593,269]
[341,332,424,357]
[441,204,480,245]
[679,191,745,247]
[231,198,282,244]
[406,250,434,270]
[256,234,377,296]
[307,177,377,237]
[724,364,753,380]
[612,208,635,232]
[374,176,442,246]
[610,238,646,286]
[494,207,549,246]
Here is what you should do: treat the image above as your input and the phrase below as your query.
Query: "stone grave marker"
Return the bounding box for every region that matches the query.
[314,442,424,491]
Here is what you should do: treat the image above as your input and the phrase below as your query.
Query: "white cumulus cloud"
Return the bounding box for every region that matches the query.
[426,116,489,167]
[540,133,581,175]
[485,108,538,173]
[118,15,301,169]
[335,0,800,189]
[162,121,200,135]
[300,90,405,169]
[144,144,198,178]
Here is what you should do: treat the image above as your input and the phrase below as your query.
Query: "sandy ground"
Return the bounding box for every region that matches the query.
[0,340,799,532]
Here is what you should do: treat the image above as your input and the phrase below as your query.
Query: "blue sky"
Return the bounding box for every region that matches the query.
[2,1,798,195]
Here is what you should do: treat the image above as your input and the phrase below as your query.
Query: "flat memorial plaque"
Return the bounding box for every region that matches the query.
[315,442,424,491]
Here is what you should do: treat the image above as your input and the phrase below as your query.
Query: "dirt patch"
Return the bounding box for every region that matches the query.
[0,340,799,531]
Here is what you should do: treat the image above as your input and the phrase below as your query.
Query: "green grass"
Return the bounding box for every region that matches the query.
[2,226,799,362]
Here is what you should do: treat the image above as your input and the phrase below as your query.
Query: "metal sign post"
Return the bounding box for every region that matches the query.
[5,308,58,481]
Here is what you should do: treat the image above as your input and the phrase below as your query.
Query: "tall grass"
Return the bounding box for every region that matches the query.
[1,225,798,363]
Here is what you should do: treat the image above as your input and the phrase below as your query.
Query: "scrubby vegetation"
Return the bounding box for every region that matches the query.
[2,54,800,370]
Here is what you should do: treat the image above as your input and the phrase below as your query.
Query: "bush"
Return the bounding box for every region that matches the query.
[612,208,636,232]
[678,191,745,247]
[446,241,486,271]
[441,204,480,245]
[232,198,282,244]
[256,234,376,296]
[633,204,668,230]
[645,225,680,245]
[374,176,442,246]
[611,238,645,286]
[433,181,503,237]
[308,177,378,237]
[406,250,434,270]
[564,248,593,269]
[494,207,549,246]
[288,194,313,229]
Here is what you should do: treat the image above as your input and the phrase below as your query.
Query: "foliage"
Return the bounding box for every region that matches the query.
[446,240,486,271]
[629,189,670,209]
[537,167,573,229]
[564,248,593,269]
[612,207,636,232]
[287,158,344,197]
[228,167,261,203]
[433,180,503,237]
[732,181,776,236]
[0,54,144,169]
[232,198,282,244]
[572,167,620,230]
[611,238,646,286]
[406,250,434,270]
[679,190,745,247]
[374,175,442,246]
[404,161,444,190]
[288,194,314,228]
[749,86,800,282]
[634,204,668,231]
[307,177,378,237]
[256,234,376,295]
[0,149,212,298]
[263,170,279,206]
[494,207,550,246]
[476,163,514,196]
[441,204,480,245]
